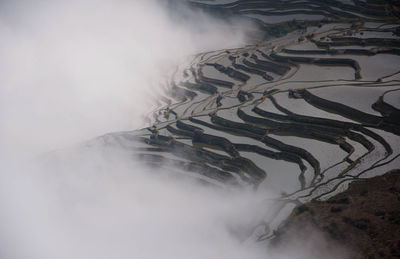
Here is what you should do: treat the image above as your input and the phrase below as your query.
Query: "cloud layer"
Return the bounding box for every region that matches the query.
[0,1,346,258]
[0,0,246,158]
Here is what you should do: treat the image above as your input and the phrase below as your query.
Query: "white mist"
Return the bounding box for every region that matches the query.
[0,1,346,258]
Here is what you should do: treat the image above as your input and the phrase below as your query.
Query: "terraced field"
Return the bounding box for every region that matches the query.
[92,0,400,240]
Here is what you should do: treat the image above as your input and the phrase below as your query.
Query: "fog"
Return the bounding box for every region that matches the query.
[0,0,247,158]
[0,1,345,258]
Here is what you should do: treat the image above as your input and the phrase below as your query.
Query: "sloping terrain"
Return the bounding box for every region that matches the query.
[91,0,400,244]
[272,169,400,258]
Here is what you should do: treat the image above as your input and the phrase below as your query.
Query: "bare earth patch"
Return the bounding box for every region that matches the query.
[272,169,400,259]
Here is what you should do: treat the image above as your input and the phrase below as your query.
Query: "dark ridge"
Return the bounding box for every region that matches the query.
[166,124,194,137]
[198,75,234,88]
[188,0,388,18]
[296,89,383,125]
[243,59,289,76]
[233,63,274,81]
[316,37,400,48]
[176,120,204,132]
[282,48,400,56]
[192,130,240,158]
[206,63,250,82]
[206,114,321,175]
[145,135,260,183]
[181,81,218,95]
[269,53,361,80]
[250,55,291,75]
[372,96,400,124]
[294,89,400,135]
[252,105,393,155]
[266,94,295,115]
[169,84,197,101]
[238,9,341,19]
[237,109,373,153]
[234,143,307,172]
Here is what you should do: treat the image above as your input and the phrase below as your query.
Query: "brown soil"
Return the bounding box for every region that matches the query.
[272,169,400,259]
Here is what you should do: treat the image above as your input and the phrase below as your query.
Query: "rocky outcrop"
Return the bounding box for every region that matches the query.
[272,170,400,258]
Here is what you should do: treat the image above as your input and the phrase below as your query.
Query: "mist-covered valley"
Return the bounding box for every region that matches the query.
[1,0,399,258]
